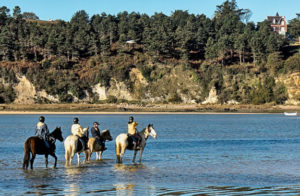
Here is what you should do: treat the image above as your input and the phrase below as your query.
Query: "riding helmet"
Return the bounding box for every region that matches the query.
[73,117,79,123]
[129,116,134,123]
[39,116,45,122]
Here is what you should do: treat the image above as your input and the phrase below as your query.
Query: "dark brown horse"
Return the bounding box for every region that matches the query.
[23,127,64,170]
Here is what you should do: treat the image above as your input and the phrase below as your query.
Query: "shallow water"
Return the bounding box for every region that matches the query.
[0,114,300,195]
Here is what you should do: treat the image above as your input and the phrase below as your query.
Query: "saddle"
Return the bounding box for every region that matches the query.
[127,135,141,150]
[75,136,87,152]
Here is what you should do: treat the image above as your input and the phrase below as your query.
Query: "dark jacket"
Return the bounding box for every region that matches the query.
[91,127,101,140]
[35,122,49,141]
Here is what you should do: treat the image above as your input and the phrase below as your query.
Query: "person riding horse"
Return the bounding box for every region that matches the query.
[128,116,142,149]
[35,116,50,149]
[71,117,88,150]
[91,121,107,151]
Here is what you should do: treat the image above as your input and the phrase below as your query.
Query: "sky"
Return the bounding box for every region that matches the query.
[0,0,299,23]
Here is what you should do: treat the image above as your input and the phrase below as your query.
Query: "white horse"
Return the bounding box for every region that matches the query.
[115,124,157,163]
[87,129,113,161]
[64,127,89,166]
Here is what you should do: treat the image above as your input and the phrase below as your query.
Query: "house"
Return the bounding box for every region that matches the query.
[267,12,288,36]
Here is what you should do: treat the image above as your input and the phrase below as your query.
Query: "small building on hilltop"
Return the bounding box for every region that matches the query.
[267,12,288,36]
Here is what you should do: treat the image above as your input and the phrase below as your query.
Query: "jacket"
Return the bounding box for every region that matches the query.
[128,122,138,135]
[71,124,85,137]
[35,122,49,140]
[91,127,101,139]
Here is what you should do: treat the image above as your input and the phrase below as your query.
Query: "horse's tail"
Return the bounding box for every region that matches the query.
[23,139,31,169]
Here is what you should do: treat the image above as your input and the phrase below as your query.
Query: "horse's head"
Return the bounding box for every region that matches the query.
[146,124,157,139]
[52,127,64,142]
[83,127,89,137]
[102,129,113,141]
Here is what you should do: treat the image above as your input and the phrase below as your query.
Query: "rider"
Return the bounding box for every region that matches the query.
[71,117,89,150]
[128,116,141,149]
[35,116,50,149]
[91,121,107,151]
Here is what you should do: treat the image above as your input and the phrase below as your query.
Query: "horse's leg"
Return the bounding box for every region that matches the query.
[88,143,93,161]
[120,145,126,163]
[70,151,75,166]
[50,153,58,168]
[77,153,80,166]
[99,151,103,160]
[138,148,144,163]
[132,150,137,163]
[84,152,88,164]
[45,154,48,168]
[95,152,98,160]
[30,154,36,170]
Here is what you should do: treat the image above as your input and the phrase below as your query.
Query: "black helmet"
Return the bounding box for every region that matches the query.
[129,116,134,123]
[73,117,79,124]
[39,116,45,122]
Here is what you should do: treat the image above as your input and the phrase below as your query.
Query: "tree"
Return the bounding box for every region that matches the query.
[22,12,39,20]
[266,52,284,75]
[0,6,10,26]
[288,17,300,42]
[13,6,21,19]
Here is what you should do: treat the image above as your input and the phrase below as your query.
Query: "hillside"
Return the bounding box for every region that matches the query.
[0,1,299,107]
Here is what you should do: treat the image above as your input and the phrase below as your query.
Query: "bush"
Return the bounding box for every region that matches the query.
[266,52,284,75]
[168,92,182,103]
[284,53,300,72]
[106,95,118,103]
[59,94,73,103]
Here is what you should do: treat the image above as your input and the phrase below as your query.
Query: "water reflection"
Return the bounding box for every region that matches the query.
[64,167,86,177]
[114,184,135,196]
[114,163,145,173]
[64,183,80,196]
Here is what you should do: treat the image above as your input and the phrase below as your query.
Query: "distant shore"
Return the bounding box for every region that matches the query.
[0,103,299,114]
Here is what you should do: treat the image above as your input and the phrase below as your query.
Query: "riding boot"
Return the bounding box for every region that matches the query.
[84,143,89,151]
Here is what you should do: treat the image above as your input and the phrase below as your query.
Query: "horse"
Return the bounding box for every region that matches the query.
[115,124,157,163]
[87,129,113,161]
[64,127,89,166]
[22,127,64,170]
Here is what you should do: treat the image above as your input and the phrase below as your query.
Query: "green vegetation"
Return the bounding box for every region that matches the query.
[0,0,299,104]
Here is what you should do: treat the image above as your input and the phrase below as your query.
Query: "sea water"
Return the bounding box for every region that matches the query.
[0,114,300,195]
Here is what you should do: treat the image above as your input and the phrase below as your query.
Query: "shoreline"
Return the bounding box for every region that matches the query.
[0,103,299,115]
[0,111,279,115]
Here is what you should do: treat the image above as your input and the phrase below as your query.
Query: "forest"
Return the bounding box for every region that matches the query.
[0,0,299,104]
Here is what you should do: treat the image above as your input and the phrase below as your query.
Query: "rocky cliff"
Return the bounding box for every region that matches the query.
[9,67,300,105]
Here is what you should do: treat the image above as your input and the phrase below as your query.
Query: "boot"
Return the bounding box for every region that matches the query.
[84,143,89,151]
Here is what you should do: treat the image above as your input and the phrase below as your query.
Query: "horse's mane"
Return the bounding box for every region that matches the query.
[101,129,109,134]
[51,127,61,135]
[139,128,146,134]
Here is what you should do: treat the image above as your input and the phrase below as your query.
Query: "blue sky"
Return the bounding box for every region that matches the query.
[0,0,299,23]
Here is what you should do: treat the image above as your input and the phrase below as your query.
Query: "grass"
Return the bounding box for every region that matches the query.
[0,103,299,113]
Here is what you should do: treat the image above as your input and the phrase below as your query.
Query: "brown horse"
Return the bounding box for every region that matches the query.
[23,127,64,170]
[87,129,113,161]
